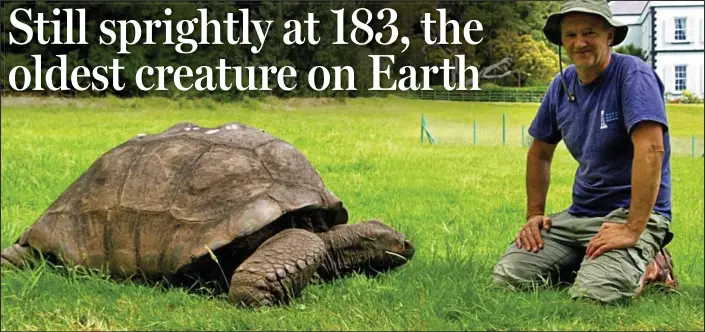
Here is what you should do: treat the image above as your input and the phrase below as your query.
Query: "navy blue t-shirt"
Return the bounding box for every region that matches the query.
[529,52,672,220]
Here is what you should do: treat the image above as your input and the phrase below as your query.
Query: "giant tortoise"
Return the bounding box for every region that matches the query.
[1,122,415,307]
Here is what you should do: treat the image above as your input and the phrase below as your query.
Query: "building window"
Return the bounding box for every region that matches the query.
[674,17,687,41]
[675,65,687,91]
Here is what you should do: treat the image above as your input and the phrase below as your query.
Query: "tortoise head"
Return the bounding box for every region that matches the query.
[319,220,414,279]
[356,220,415,271]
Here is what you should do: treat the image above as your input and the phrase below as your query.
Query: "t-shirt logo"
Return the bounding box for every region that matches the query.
[600,109,619,129]
[600,110,608,129]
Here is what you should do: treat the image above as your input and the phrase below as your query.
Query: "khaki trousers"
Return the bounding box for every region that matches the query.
[492,208,672,303]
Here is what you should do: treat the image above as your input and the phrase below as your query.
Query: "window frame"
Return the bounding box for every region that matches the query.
[674,64,688,92]
[674,17,687,42]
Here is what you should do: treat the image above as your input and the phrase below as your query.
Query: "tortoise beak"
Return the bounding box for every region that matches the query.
[401,240,415,259]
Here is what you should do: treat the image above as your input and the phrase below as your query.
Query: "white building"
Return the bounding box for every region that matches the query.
[610,1,704,98]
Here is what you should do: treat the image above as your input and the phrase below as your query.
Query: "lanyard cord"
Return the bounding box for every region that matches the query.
[558,44,576,103]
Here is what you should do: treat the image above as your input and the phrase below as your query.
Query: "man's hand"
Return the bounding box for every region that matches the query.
[585,222,641,260]
[516,215,552,253]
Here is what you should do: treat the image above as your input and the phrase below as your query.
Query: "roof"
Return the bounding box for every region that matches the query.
[609,1,648,15]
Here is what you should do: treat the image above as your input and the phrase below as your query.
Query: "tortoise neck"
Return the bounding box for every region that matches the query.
[316,225,374,280]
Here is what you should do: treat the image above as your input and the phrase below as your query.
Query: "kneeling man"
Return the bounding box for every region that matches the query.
[492,0,677,304]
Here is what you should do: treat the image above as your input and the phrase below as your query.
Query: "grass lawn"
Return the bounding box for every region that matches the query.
[1,96,703,331]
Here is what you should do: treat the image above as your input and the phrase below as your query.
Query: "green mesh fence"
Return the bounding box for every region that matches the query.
[671,135,704,157]
[400,89,547,103]
[421,114,703,157]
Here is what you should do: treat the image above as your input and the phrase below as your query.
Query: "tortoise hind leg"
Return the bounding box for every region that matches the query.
[1,243,36,269]
[229,228,326,308]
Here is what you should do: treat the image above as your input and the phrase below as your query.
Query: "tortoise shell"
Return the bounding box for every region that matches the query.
[14,122,348,279]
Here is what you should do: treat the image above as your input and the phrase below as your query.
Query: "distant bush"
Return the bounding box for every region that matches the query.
[462,83,548,91]
[480,82,502,90]
[679,90,704,104]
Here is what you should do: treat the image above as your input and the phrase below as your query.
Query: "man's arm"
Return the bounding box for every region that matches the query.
[526,139,558,219]
[585,120,665,259]
[626,120,666,235]
[517,139,558,252]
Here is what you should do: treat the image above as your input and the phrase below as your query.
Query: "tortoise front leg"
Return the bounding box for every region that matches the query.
[229,228,326,308]
[1,243,36,269]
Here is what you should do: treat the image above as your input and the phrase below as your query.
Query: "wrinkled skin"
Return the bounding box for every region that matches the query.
[228,220,414,308]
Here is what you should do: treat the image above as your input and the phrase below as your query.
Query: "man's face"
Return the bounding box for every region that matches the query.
[560,13,614,71]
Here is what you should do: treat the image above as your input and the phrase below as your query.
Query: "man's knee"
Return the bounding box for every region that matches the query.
[492,261,541,289]
[492,249,553,289]
[568,276,635,304]
[569,247,647,304]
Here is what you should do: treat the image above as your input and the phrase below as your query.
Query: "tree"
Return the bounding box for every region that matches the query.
[485,29,561,86]
[614,43,648,61]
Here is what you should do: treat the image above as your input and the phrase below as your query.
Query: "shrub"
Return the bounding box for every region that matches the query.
[679,90,704,104]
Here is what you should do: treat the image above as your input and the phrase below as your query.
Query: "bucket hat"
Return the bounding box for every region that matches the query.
[543,0,628,46]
